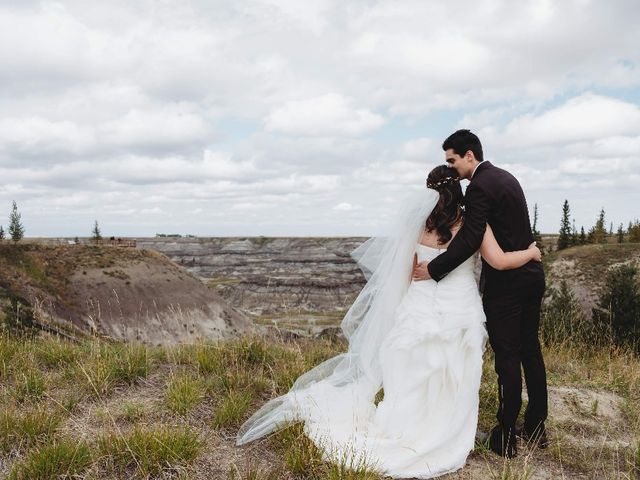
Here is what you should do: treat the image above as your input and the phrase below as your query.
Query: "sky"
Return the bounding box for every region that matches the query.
[1,0,639,237]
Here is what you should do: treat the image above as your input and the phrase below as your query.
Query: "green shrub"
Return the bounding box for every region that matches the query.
[593,264,640,350]
[1,295,36,334]
[542,280,594,345]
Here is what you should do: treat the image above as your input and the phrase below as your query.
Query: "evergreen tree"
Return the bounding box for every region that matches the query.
[588,208,607,244]
[629,220,640,243]
[92,220,102,242]
[557,200,572,250]
[579,226,587,245]
[570,219,578,246]
[8,201,25,243]
[593,265,640,350]
[617,223,624,243]
[609,222,613,236]
[0,225,4,240]
[531,203,542,245]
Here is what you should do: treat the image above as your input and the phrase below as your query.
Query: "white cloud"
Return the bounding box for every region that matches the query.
[499,94,640,147]
[101,106,212,151]
[354,160,433,186]
[0,116,94,156]
[1,1,640,236]
[264,93,385,136]
[0,103,214,160]
[333,202,358,211]
[566,135,640,158]
[401,137,435,160]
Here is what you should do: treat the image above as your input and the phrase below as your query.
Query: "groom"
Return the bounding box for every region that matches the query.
[412,129,548,458]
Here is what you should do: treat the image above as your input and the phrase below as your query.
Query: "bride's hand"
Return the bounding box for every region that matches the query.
[412,257,431,281]
[527,242,542,262]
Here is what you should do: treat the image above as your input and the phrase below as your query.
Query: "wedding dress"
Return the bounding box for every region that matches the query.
[236,189,488,479]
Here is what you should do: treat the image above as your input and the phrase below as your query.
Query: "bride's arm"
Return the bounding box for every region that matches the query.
[480,225,541,270]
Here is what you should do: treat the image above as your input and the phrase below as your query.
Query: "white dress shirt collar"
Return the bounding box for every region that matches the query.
[470,162,482,179]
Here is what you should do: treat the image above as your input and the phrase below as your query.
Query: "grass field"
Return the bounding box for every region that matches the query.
[0,331,638,479]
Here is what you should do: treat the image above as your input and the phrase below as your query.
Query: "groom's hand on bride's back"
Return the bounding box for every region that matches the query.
[412,260,432,281]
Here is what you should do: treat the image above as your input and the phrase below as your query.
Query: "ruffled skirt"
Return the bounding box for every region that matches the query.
[293,278,488,478]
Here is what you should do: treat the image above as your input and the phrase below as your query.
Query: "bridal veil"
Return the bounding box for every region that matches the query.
[235,188,439,446]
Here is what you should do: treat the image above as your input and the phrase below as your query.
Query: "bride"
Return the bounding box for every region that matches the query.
[236,165,541,478]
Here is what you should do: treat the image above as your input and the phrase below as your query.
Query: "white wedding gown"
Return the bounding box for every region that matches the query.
[289,245,488,478]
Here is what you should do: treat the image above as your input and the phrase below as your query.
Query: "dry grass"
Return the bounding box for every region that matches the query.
[8,437,92,480]
[97,425,203,477]
[165,373,205,415]
[0,330,638,479]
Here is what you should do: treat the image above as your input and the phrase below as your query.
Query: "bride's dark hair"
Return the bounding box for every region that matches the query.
[425,165,464,245]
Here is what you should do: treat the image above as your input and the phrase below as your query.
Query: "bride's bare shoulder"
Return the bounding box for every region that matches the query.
[418,220,463,249]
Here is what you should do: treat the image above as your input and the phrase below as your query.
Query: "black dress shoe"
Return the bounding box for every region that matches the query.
[516,424,549,449]
[487,425,517,458]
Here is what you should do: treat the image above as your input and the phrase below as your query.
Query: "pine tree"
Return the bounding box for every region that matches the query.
[629,220,640,243]
[588,208,608,244]
[570,219,578,246]
[558,200,572,250]
[8,201,25,243]
[0,225,4,240]
[593,265,640,350]
[617,223,624,243]
[579,226,587,245]
[92,220,102,242]
[531,203,542,245]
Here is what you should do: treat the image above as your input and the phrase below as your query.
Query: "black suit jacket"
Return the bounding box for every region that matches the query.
[427,161,544,297]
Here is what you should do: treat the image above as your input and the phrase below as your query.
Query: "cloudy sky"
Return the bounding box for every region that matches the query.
[1,0,639,237]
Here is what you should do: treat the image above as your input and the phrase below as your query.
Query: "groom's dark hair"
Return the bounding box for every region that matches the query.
[442,129,483,162]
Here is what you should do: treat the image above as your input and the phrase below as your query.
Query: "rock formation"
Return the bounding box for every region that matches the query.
[136,237,368,335]
[0,244,253,344]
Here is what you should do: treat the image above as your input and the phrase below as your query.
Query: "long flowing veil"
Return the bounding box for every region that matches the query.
[235,188,440,446]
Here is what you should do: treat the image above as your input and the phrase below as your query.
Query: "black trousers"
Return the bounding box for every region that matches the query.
[483,276,548,448]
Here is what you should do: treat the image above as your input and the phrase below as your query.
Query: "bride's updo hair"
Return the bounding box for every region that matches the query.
[425,165,464,245]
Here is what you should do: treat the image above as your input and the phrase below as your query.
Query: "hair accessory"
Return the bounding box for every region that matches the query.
[426,176,460,189]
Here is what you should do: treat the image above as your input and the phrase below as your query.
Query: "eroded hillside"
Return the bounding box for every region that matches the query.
[0,243,253,344]
[544,243,640,313]
[137,237,368,334]
[138,237,640,331]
